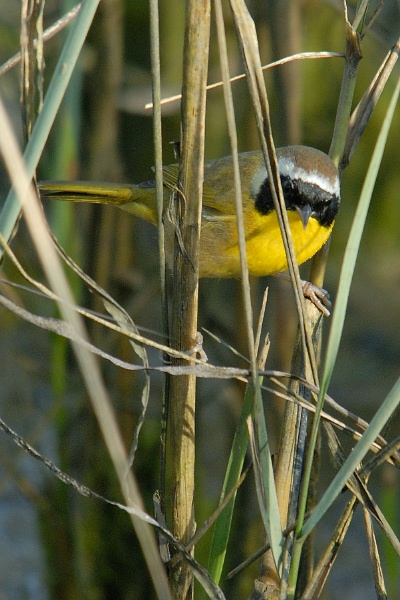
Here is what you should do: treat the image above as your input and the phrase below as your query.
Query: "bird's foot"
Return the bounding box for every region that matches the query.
[301,281,331,317]
[186,331,208,362]
[276,272,332,317]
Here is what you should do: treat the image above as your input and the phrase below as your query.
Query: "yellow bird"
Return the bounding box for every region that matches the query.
[40,145,340,280]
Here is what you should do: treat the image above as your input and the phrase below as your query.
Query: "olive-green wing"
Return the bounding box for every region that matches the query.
[162,160,236,221]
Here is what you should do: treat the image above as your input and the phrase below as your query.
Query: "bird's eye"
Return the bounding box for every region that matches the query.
[281,177,292,191]
[315,200,328,211]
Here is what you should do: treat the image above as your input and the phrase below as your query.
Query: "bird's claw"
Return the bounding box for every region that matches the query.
[186,331,208,362]
[302,281,332,317]
[161,331,208,363]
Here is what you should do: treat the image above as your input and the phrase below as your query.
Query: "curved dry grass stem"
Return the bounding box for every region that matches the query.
[0,95,172,600]
[144,52,343,110]
[0,4,81,76]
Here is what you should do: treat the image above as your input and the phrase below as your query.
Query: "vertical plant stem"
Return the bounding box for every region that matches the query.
[20,0,45,140]
[281,14,363,596]
[149,0,169,519]
[167,1,210,598]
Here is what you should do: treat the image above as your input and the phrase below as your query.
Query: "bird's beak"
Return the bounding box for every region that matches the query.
[295,204,312,229]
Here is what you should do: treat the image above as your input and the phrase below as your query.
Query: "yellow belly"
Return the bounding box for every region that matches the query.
[198,210,333,278]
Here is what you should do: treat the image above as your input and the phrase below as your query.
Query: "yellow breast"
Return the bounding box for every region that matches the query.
[198,209,333,278]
